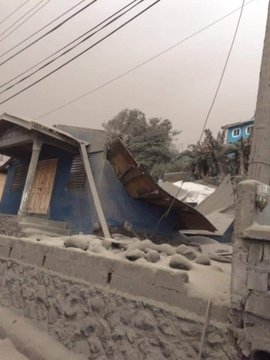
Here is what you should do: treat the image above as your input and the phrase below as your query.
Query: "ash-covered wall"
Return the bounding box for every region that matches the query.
[0,236,237,359]
[231,180,270,357]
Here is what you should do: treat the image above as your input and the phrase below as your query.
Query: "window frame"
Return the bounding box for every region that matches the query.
[245,125,253,136]
[232,127,241,138]
[67,155,86,191]
[10,163,27,192]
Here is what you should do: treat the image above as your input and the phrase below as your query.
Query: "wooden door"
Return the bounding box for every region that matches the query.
[27,159,58,214]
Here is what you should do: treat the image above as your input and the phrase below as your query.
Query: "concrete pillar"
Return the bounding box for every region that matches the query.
[18,139,42,216]
[231,180,258,311]
[230,3,270,356]
[248,2,270,183]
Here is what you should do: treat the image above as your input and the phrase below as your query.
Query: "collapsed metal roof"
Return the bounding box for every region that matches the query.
[106,138,216,232]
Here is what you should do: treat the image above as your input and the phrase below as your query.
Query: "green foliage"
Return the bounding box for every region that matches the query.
[103,109,180,177]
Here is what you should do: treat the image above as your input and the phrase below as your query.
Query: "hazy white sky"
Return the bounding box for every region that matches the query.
[0,0,268,148]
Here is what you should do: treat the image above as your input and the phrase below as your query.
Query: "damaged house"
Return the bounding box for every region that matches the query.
[0,113,215,239]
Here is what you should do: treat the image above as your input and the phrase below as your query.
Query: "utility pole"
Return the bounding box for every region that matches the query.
[230,3,270,357]
[248,2,270,183]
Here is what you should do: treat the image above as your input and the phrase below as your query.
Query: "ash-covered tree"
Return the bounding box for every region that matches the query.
[185,128,252,179]
[103,109,147,142]
[103,109,180,177]
[185,129,227,179]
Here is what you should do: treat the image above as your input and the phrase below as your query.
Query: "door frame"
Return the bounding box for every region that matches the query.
[26,158,58,215]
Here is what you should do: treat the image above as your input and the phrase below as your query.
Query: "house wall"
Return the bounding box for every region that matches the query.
[47,148,181,238]
[0,149,183,238]
[0,235,237,359]
[226,121,254,144]
[100,161,179,238]
[50,151,106,235]
[0,149,95,235]
[0,160,28,215]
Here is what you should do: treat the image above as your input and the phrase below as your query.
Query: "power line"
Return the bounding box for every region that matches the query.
[0,0,47,37]
[0,0,98,65]
[197,0,246,143]
[0,0,52,43]
[0,0,253,94]
[0,0,139,88]
[0,0,161,106]
[34,0,254,121]
[0,0,145,95]
[0,0,32,26]
[0,0,89,60]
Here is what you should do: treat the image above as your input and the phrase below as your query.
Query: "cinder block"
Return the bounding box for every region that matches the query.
[44,246,73,276]
[247,270,268,292]
[9,239,26,261]
[110,260,188,309]
[153,267,188,289]
[245,292,270,320]
[70,251,109,285]
[22,242,47,267]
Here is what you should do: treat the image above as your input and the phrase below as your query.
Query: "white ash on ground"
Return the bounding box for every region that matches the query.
[0,338,29,360]
[28,233,232,307]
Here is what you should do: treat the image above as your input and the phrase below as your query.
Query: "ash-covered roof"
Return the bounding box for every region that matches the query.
[221,117,254,130]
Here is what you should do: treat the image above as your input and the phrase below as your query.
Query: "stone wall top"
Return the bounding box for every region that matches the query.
[0,235,230,323]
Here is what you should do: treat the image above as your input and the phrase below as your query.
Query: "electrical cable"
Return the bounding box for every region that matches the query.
[34,0,254,121]
[0,0,98,65]
[0,0,89,60]
[0,0,52,43]
[149,182,184,240]
[0,0,143,93]
[0,0,52,42]
[0,0,252,94]
[0,0,32,26]
[0,0,140,88]
[0,0,161,106]
[197,0,246,143]
[0,0,157,105]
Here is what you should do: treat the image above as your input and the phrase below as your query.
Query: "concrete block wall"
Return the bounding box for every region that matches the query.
[0,236,190,310]
[0,235,237,359]
[231,180,258,311]
[231,180,270,357]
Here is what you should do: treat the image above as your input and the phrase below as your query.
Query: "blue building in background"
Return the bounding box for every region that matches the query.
[222,118,254,144]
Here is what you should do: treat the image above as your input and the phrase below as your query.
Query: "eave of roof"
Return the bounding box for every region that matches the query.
[221,118,254,130]
[0,113,88,147]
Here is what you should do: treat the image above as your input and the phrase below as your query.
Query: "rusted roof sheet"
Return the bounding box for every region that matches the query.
[106,138,216,232]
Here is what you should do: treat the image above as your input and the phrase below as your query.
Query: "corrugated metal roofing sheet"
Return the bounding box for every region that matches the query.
[106,138,216,232]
